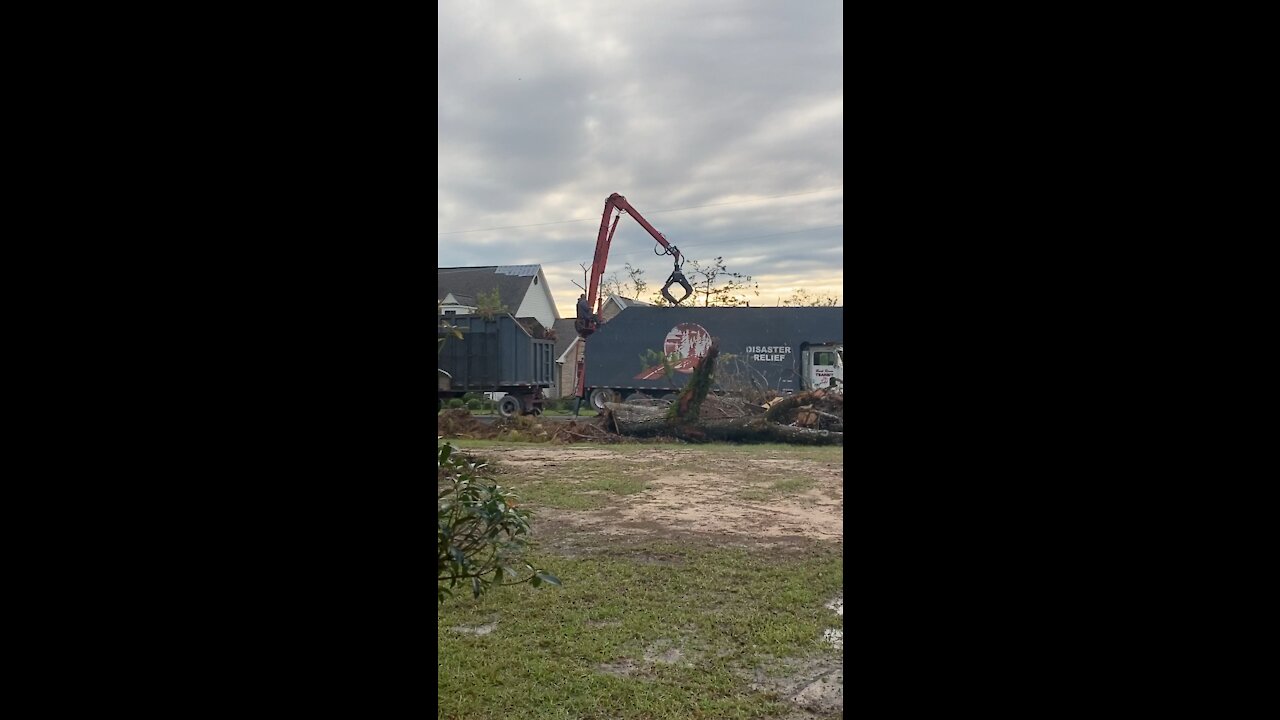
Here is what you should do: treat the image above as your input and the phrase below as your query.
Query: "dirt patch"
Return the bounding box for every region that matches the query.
[471,446,623,463]
[821,629,842,651]
[510,448,842,543]
[596,659,641,677]
[792,668,843,714]
[642,638,696,667]
[749,656,844,716]
[464,444,842,544]
[822,594,843,651]
[826,595,843,616]
[449,621,498,636]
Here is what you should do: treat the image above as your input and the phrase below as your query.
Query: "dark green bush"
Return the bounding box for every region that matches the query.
[448,398,465,409]
[437,440,559,604]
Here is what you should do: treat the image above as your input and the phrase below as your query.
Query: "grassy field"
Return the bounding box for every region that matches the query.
[438,440,844,720]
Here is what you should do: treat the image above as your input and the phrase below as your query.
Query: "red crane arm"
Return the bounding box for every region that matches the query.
[575,193,694,405]
[585,193,686,315]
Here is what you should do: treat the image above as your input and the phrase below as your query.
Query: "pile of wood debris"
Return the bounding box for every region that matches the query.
[761,388,843,432]
[437,408,632,444]
[437,408,489,438]
[604,389,842,445]
[438,346,843,446]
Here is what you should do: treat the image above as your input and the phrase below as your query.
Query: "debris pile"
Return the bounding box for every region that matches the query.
[545,419,625,444]
[762,388,844,432]
[437,355,844,446]
[437,408,489,438]
[436,409,629,444]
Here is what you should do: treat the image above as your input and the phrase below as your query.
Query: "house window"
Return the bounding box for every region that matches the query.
[444,310,457,315]
[533,277,538,284]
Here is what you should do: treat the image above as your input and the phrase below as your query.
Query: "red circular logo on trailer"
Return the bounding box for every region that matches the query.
[664,323,712,374]
[635,323,713,379]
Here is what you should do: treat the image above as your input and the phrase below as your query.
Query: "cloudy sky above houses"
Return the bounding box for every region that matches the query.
[438,0,843,320]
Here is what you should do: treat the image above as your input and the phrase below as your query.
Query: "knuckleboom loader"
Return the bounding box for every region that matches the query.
[572,193,842,413]
[573,193,693,409]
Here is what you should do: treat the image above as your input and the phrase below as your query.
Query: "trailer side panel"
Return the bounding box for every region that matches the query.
[583,307,842,395]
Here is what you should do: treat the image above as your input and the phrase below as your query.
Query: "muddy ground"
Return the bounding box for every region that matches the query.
[462,443,844,717]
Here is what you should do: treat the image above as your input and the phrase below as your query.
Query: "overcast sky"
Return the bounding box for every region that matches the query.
[438,0,842,320]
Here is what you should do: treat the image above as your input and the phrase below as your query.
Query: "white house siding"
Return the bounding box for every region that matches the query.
[513,268,560,328]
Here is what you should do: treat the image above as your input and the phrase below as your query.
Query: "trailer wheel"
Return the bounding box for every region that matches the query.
[661,393,679,404]
[624,392,649,404]
[498,395,522,417]
[589,388,615,412]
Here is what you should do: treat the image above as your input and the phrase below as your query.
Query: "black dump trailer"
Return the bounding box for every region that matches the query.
[581,307,843,410]
[438,314,555,416]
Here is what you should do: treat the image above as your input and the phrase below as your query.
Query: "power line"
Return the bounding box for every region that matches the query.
[436,186,842,235]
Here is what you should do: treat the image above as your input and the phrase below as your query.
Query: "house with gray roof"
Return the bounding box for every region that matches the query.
[438,265,561,329]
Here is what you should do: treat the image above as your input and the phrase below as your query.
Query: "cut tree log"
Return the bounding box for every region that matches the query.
[766,390,834,422]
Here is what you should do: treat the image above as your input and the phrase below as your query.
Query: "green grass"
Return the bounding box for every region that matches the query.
[437,543,843,720]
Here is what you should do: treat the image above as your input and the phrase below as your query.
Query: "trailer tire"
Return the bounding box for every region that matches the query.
[589,388,615,412]
[624,392,649,404]
[661,393,679,404]
[498,395,522,417]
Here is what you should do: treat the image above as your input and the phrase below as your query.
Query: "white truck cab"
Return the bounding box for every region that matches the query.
[801,343,844,393]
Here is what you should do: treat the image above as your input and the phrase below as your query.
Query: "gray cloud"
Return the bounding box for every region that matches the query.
[438,0,843,315]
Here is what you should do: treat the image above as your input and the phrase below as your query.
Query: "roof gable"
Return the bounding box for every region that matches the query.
[552,319,579,359]
[438,266,537,312]
[607,294,654,311]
